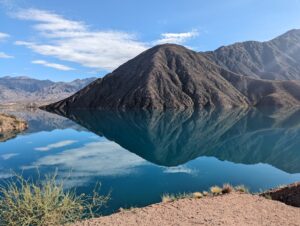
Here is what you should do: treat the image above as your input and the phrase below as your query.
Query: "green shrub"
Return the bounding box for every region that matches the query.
[0,173,109,226]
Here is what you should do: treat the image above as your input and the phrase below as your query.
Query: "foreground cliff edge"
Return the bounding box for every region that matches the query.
[0,113,27,142]
[73,183,300,226]
[43,29,300,111]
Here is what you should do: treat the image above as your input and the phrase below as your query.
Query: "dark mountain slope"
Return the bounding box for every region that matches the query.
[44,44,300,111]
[47,108,300,173]
[204,29,300,80]
[45,45,251,110]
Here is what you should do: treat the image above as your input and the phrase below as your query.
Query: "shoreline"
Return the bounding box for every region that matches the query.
[74,183,300,226]
[0,113,28,142]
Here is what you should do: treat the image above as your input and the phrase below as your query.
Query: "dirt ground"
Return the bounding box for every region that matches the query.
[73,192,300,226]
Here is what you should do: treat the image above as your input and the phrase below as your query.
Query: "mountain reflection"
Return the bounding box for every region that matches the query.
[48,108,300,173]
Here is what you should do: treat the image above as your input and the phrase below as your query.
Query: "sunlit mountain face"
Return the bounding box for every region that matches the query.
[1,108,300,214]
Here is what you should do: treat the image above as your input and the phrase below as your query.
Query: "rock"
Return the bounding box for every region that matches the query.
[261,182,300,207]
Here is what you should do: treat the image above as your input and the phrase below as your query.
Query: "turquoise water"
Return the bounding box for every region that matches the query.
[0,108,300,214]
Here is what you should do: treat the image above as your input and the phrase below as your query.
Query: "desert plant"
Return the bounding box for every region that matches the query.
[193,192,203,199]
[222,184,234,194]
[161,194,175,203]
[234,185,249,193]
[210,186,222,195]
[161,193,192,203]
[0,173,109,226]
[202,191,209,196]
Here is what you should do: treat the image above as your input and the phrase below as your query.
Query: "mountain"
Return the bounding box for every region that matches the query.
[48,108,300,173]
[44,35,300,111]
[0,76,96,106]
[204,29,300,80]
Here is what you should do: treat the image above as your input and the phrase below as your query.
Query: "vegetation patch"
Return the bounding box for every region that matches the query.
[210,186,222,195]
[0,173,109,226]
[234,185,249,193]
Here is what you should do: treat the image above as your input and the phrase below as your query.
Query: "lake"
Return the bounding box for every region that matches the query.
[0,107,300,215]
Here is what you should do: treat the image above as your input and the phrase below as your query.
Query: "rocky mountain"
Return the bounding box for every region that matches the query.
[49,108,300,173]
[44,31,300,111]
[204,29,300,80]
[0,76,96,106]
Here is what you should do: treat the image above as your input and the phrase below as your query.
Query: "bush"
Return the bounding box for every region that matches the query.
[210,186,222,195]
[222,184,234,194]
[234,185,249,193]
[0,173,109,226]
[192,192,203,199]
[161,194,175,203]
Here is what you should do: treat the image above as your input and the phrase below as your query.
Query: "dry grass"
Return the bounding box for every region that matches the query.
[0,173,109,226]
[192,192,203,199]
[210,186,222,195]
[161,193,192,203]
[161,194,175,203]
[222,184,234,194]
[235,185,249,193]
[203,191,209,196]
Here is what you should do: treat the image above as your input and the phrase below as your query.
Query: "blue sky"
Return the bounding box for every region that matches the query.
[1,0,300,81]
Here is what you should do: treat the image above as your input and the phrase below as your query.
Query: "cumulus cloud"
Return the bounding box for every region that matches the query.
[1,153,19,160]
[24,141,147,187]
[0,51,13,58]
[155,30,199,45]
[14,9,148,70]
[32,59,74,71]
[0,32,9,41]
[35,140,77,151]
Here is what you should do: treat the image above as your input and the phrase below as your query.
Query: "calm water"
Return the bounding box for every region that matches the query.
[0,108,300,214]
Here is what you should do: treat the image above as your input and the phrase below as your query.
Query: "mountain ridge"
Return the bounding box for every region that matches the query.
[204,29,300,80]
[44,29,300,111]
[0,76,97,106]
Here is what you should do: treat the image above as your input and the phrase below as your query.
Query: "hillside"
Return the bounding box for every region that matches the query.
[44,42,300,111]
[0,76,96,106]
[204,29,300,80]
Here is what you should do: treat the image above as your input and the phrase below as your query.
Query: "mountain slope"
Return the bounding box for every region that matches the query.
[44,45,250,110]
[204,29,300,80]
[0,76,96,106]
[44,43,300,111]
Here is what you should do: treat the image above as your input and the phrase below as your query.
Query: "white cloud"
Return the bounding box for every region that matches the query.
[24,141,147,186]
[163,165,197,175]
[155,30,199,45]
[32,60,74,71]
[0,52,13,58]
[14,9,148,70]
[0,32,9,41]
[35,140,77,151]
[1,153,19,160]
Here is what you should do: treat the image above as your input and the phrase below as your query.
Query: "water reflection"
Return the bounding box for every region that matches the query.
[49,108,300,174]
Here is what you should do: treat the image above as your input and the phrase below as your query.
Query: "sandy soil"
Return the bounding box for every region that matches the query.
[73,192,300,226]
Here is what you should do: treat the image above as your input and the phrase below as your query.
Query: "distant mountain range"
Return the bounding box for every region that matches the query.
[0,76,96,106]
[44,29,300,111]
[204,29,300,80]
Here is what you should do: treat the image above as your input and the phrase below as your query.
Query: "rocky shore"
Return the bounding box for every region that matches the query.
[74,183,300,226]
[0,113,28,142]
